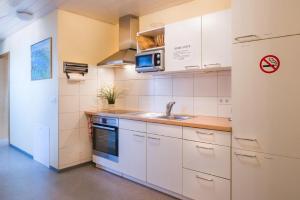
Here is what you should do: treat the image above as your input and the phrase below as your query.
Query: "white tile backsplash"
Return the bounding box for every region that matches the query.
[194,97,218,116]
[154,77,172,96]
[172,96,194,115]
[139,96,155,112]
[218,104,232,118]
[59,79,79,96]
[79,128,92,161]
[113,68,231,117]
[124,95,139,110]
[59,96,79,113]
[59,113,80,130]
[79,96,98,111]
[172,75,194,97]
[80,80,98,96]
[154,96,173,113]
[218,73,231,97]
[194,73,218,97]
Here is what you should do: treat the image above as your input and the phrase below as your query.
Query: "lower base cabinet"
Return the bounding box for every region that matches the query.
[183,168,230,200]
[147,133,183,194]
[119,129,146,181]
[232,149,300,200]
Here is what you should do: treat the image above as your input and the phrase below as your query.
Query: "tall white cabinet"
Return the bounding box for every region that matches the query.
[232,1,300,199]
[232,0,300,42]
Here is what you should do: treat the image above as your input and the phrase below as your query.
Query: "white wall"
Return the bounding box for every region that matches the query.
[0,55,9,140]
[0,11,59,168]
[140,0,231,31]
[57,10,117,169]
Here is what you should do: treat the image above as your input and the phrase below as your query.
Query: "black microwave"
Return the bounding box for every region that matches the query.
[135,50,164,73]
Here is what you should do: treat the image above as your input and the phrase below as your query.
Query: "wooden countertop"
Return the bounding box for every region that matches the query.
[85,109,232,133]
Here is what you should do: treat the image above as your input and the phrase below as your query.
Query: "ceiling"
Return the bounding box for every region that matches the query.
[0,0,65,40]
[0,0,192,41]
[59,0,193,24]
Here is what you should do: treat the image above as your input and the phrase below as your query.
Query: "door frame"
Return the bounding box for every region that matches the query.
[0,52,10,143]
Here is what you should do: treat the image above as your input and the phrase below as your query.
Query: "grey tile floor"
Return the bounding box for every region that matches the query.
[0,140,177,200]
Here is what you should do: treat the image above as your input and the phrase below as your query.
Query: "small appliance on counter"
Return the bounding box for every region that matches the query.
[92,116,119,162]
[135,49,164,73]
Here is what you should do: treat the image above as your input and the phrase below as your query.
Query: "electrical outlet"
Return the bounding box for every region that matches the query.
[218,97,231,105]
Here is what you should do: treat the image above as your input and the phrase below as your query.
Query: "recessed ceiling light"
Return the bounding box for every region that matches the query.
[16,10,34,21]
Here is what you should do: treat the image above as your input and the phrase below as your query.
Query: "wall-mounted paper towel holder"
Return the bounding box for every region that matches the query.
[63,62,88,79]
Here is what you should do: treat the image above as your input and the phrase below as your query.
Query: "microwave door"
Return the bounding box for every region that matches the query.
[136,54,154,71]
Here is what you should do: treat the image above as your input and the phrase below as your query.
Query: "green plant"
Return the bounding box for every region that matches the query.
[98,86,121,104]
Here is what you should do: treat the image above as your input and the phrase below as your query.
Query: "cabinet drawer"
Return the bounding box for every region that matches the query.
[183,168,230,200]
[183,127,231,146]
[119,119,146,132]
[183,140,230,179]
[147,123,182,138]
[232,149,300,200]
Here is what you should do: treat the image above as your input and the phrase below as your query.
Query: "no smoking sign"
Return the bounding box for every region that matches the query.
[259,55,280,74]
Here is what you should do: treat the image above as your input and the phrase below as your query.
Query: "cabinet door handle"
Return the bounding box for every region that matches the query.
[203,63,221,68]
[148,136,160,140]
[195,175,214,182]
[196,145,214,150]
[234,35,259,42]
[196,131,214,135]
[234,152,257,158]
[133,134,145,138]
[185,65,200,70]
[234,136,257,142]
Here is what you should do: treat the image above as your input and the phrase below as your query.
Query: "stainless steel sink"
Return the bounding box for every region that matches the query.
[156,115,193,120]
[130,112,193,121]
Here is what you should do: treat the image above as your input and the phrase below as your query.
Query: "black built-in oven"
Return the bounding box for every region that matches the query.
[92,116,119,162]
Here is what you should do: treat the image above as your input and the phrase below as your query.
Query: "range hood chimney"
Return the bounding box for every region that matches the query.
[97,15,139,66]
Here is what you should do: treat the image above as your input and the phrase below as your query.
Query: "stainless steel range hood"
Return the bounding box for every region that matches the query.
[97,15,139,66]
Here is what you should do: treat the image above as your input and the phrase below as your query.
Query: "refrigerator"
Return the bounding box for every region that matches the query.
[232,34,300,199]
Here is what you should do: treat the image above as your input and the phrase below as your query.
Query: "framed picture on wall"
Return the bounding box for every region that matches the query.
[31,37,52,81]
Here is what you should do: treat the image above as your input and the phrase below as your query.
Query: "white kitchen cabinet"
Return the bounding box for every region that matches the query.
[183,127,231,147]
[183,140,230,179]
[232,36,300,158]
[119,129,146,181]
[202,9,232,68]
[147,133,182,194]
[165,16,202,72]
[233,0,300,42]
[232,149,300,200]
[183,168,230,200]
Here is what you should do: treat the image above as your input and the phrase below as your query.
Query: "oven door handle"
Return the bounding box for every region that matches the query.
[92,125,116,131]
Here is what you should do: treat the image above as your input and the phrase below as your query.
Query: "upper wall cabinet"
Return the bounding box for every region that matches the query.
[233,0,300,43]
[165,16,202,72]
[202,10,232,68]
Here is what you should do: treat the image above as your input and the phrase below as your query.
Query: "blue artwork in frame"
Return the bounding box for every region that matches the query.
[31,38,52,80]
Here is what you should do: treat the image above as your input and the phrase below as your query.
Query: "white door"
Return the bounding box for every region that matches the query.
[232,149,300,200]
[119,129,146,181]
[202,9,232,68]
[147,133,182,194]
[232,36,300,158]
[233,0,300,42]
[165,16,202,72]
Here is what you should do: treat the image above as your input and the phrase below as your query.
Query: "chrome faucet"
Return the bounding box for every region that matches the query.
[166,101,176,117]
